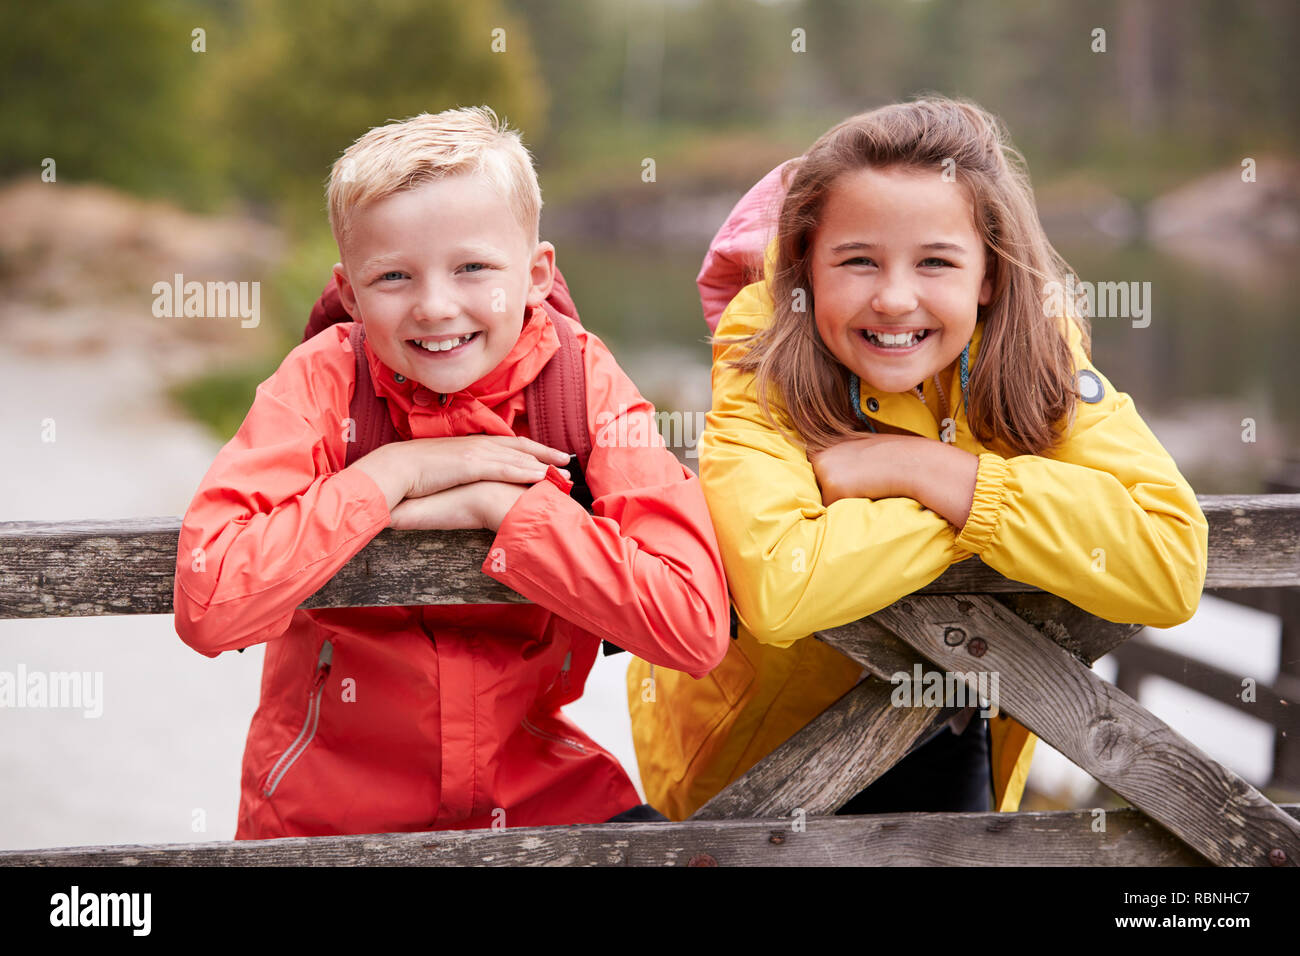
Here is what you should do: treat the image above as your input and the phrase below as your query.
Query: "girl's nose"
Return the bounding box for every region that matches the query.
[871,277,919,316]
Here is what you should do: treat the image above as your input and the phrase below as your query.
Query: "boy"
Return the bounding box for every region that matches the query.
[173,106,730,838]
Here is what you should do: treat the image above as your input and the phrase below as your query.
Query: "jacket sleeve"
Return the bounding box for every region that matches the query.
[701,281,969,648]
[173,325,392,658]
[952,316,1208,627]
[481,328,731,678]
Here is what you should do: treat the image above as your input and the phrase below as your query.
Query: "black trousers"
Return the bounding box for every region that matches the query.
[835,713,992,815]
[605,803,670,823]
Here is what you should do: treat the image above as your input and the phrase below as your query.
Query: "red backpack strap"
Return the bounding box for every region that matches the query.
[344,323,401,467]
[526,304,593,508]
[529,302,616,651]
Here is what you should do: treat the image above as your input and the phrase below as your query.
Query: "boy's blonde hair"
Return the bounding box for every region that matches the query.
[327,106,541,254]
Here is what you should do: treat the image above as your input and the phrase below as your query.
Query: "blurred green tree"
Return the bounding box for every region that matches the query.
[0,0,222,204]
[213,0,545,225]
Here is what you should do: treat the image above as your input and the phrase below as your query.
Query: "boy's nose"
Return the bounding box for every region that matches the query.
[412,278,458,322]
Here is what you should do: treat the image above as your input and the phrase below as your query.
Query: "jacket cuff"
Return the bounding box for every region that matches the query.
[481,475,574,579]
[336,462,396,532]
[954,453,1010,556]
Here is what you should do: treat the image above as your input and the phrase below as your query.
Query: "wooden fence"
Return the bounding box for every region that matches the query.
[1,494,1297,866]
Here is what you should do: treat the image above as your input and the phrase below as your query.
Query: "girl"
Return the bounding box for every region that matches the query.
[627,97,1209,820]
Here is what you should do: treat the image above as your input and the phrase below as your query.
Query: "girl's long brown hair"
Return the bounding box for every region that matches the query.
[726,97,1088,455]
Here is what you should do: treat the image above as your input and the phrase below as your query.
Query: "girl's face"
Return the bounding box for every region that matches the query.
[810,165,993,396]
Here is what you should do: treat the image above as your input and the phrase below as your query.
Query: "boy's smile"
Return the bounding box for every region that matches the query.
[810,165,993,396]
[333,173,554,396]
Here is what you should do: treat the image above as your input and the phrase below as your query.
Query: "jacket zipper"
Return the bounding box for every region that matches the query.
[262,640,333,797]
[520,714,586,753]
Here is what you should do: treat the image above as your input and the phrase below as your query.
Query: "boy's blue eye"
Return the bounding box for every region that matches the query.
[380,271,405,281]
[461,263,486,273]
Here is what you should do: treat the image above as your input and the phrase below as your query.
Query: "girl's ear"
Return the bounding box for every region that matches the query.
[527,241,556,308]
[978,259,995,307]
[333,263,360,320]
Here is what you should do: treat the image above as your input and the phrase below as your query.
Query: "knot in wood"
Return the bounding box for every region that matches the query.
[944,626,967,646]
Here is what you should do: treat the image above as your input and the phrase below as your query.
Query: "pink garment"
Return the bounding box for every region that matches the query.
[696,161,792,330]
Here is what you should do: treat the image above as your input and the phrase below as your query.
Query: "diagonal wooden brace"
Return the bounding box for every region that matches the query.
[864,593,1300,867]
[690,678,960,819]
[692,612,959,819]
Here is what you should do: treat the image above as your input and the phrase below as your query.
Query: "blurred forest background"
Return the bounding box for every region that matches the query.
[2,0,1296,490]
[1,1,1298,840]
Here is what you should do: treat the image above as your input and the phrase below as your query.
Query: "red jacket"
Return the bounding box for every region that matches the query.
[174,306,730,838]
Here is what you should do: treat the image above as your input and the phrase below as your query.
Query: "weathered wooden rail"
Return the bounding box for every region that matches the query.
[1,494,1298,866]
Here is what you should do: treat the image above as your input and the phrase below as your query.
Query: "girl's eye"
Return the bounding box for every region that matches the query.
[841,256,876,267]
[920,257,954,268]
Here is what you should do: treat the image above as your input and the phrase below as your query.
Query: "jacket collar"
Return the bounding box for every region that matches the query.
[360,305,560,436]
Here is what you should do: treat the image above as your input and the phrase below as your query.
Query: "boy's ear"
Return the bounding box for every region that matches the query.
[526,241,556,309]
[333,263,361,320]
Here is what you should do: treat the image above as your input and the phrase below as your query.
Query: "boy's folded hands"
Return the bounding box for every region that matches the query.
[387,479,532,532]
[349,434,572,531]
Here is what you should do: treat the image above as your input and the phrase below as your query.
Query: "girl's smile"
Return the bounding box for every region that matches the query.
[857,326,935,351]
[810,165,992,396]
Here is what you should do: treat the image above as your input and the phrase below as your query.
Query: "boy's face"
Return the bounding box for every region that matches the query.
[334,172,553,396]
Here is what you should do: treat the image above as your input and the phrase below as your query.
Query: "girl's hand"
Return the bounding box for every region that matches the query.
[810,434,979,530]
[809,433,926,505]
[388,480,531,532]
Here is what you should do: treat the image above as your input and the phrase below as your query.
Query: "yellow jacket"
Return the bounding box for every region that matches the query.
[628,270,1208,821]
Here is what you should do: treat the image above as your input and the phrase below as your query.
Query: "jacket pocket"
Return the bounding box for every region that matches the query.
[261,639,333,798]
[520,712,587,755]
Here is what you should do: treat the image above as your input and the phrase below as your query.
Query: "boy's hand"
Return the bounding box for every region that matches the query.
[388,480,530,532]
[351,436,571,510]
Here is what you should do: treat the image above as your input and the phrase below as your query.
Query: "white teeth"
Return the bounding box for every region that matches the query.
[865,329,927,348]
[413,333,475,352]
